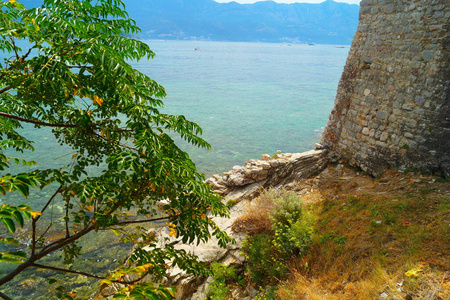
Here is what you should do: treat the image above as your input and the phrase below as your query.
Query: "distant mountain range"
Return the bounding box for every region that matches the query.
[20,0,360,44]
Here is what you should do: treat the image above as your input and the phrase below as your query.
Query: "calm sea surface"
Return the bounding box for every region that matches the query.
[133,40,349,176]
[0,40,348,298]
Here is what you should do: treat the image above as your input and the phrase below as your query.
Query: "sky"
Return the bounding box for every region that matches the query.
[215,0,361,4]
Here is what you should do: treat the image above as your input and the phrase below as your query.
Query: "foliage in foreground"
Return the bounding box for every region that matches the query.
[208,263,245,300]
[0,0,231,299]
[240,189,314,285]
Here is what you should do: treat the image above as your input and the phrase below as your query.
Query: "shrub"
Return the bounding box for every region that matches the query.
[231,189,277,235]
[270,189,304,225]
[242,234,287,285]
[241,189,314,285]
[208,263,239,300]
[272,216,313,260]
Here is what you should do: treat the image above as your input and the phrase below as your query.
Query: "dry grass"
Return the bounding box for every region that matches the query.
[272,166,449,300]
[231,188,280,235]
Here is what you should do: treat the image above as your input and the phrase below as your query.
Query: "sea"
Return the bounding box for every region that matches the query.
[132,40,349,176]
[0,40,349,298]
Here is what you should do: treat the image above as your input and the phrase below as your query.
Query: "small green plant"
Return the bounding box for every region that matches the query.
[439,201,450,211]
[420,187,437,196]
[242,233,286,284]
[320,232,334,243]
[434,177,450,183]
[241,189,314,285]
[383,212,397,225]
[370,219,382,227]
[334,236,347,245]
[270,189,304,225]
[226,199,240,208]
[348,196,360,205]
[395,203,408,211]
[255,286,279,300]
[272,217,312,260]
[208,263,239,300]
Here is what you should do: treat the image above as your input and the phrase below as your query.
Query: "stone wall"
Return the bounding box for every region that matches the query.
[321,0,450,177]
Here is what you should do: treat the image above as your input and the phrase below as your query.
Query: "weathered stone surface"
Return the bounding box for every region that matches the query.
[321,0,450,178]
[150,199,249,300]
[204,149,328,198]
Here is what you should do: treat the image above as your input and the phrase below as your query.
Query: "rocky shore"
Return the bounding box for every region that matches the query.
[98,148,329,299]
[205,148,328,200]
[158,148,329,299]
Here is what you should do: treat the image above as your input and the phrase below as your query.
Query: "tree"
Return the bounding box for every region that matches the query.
[0,0,231,299]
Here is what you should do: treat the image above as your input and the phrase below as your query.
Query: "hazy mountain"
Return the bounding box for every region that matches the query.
[125,0,359,44]
[19,0,360,44]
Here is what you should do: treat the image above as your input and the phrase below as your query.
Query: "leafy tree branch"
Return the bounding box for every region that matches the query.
[0,112,78,128]
[0,0,232,298]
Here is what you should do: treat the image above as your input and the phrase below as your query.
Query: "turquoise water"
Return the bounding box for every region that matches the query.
[2,40,348,177]
[0,40,348,297]
[133,40,349,175]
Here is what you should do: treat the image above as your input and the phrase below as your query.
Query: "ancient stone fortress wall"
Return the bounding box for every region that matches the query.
[321,0,450,177]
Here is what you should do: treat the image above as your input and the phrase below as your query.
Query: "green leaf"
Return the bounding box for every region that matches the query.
[1,218,16,233]
[8,251,26,258]
[0,211,13,218]
[0,251,27,263]
[0,237,21,245]
[22,211,31,219]
[9,0,25,10]
[12,211,24,227]
[14,184,29,198]
[0,255,24,263]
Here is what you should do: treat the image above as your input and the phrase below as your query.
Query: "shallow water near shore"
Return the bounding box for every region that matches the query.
[0,40,348,298]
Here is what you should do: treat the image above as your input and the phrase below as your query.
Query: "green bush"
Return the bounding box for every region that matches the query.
[270,189,304,225]
[208,263,238,300]
[242,189,314,285]
[272,217,313,260]
[242,234,287,285]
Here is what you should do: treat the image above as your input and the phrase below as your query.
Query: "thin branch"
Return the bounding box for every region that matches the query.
[0,225,95,286]
[32,186,62,257]
[0,87,10,94]
[0,112,77,128]
[1,185,152,286]
[21,47,33,62]
[31,263,104,280]
[66,65,92,69]
[65,200,70,238]
[35,186,62,222]
[30,263,148,285]
[93,132,138,152]
[0,292,12,300]
[8,36,19,60]
[114,215,171,226]
[36,222,53,246]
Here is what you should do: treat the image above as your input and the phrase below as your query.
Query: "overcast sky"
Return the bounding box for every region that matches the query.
[215,0,361,4]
